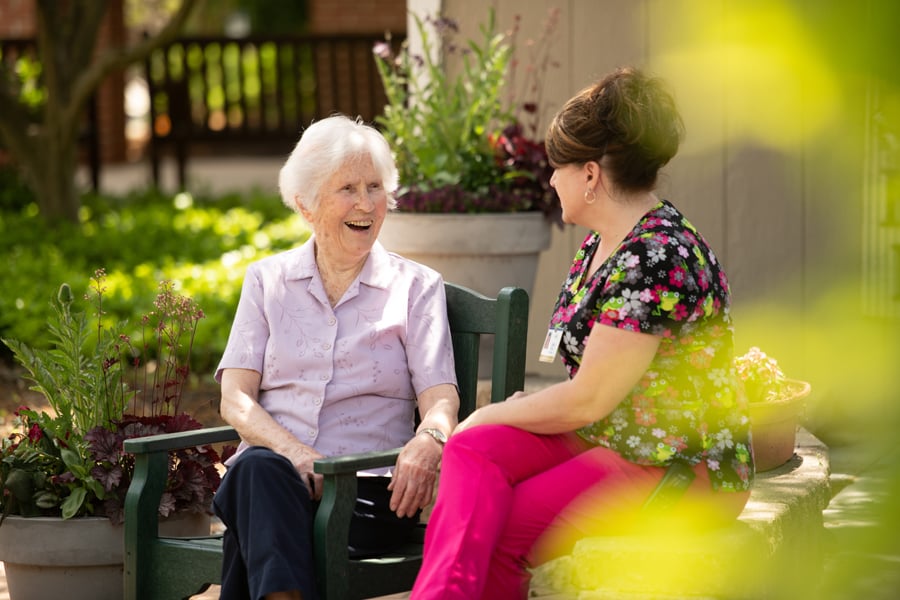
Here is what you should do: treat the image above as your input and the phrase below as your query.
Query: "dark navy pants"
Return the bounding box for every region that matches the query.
[213,446,419,600]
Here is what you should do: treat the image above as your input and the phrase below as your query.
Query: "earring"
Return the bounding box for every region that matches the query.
[584,187,596,205]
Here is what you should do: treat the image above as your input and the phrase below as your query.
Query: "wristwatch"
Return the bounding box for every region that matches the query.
[419,427,448,446]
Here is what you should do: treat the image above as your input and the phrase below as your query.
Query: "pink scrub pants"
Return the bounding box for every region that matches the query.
[410,424,750,600]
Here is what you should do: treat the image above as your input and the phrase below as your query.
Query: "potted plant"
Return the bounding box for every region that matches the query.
[0,269,223,600]
[372,8,562,301]
[735,346,812,472]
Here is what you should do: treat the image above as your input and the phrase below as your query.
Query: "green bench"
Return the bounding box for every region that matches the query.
[123,282,530,600]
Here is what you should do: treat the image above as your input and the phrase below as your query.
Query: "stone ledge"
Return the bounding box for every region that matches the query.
[530,429,831,600]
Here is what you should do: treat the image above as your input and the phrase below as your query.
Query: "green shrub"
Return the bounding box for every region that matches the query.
[0,165,36,212]
[0,187,310,373]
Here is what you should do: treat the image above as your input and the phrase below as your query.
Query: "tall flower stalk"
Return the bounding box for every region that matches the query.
[506,8,562,140]
[4,269,133,437]
[1,272,219,523]
[136,281,204,417]
[373,8,562,224]
[374,10,513,194]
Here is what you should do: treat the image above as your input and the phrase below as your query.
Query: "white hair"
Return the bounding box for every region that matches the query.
[278,114,399,213]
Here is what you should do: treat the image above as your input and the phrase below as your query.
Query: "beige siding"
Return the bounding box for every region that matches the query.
[427,1,886,387]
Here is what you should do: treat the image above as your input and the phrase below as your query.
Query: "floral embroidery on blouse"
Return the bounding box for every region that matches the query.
[550,200,753,491]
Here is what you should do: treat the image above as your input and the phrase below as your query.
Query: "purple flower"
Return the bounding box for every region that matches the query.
[431,16,460,34]
[372,41,392,60]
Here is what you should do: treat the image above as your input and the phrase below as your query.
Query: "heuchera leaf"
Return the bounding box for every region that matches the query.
[85,426,123,463]
[91,464,123,493]
[158,492,176,518]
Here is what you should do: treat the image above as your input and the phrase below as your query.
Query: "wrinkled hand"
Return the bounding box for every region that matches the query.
[387,433,443,518]
[285,444,327,501]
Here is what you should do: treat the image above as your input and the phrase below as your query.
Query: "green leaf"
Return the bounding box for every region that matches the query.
[4,468,35,502]
[61,487,87,519]
[34,491,61,509]
[59,446,82,469]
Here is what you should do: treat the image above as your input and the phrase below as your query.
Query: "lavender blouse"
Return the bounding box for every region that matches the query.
[216,238,457,462]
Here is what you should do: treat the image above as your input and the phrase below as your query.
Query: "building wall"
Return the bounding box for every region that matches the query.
[437,0,874,384]
[0,0,34,34]
[308,0,406,34]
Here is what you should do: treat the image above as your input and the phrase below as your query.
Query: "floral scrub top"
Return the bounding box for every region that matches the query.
[550,200,753,491]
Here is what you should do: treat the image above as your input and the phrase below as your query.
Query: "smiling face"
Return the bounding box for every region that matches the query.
[300,154,388,266]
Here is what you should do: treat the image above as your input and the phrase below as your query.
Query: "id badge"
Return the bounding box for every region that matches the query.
[539,328,564,363]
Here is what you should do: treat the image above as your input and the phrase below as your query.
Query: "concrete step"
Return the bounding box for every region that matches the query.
[816,437,900,600]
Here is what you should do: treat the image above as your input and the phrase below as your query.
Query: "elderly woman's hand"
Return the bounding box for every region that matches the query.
[387,433,443,518]
[284,444,327,501]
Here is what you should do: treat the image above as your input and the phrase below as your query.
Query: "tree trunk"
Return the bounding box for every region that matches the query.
[0,0,200,223]
[28,131,80,223]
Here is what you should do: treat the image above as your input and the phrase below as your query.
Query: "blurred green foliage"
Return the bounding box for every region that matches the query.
[147,38,317,135]
[0,165,36,212]
[0,179,309,374]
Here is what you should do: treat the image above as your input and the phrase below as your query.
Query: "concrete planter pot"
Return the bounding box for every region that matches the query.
[0,513,209,600]
[379,212,551,376]
[749,379,811,472]
[378,212,552,298]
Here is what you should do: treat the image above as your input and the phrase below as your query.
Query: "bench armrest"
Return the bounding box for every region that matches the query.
[313,448,401,475]
[123,425,240,454]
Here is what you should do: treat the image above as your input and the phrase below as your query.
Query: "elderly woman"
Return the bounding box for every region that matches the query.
[213,115,459,600]
[410,67,754,599]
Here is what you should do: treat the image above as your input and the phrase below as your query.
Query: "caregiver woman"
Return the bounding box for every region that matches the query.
[410,67,754,599]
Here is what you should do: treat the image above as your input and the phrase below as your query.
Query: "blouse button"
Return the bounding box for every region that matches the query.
[328,317,336,326]
[323,343,332,351]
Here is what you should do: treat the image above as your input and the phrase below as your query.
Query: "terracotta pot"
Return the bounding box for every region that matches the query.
[0,512,210,600]
[749,379,811,472]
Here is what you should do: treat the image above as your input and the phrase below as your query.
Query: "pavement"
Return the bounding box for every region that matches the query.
[818,434,900,599]
[0,159,896,598]
[77,154,286,198]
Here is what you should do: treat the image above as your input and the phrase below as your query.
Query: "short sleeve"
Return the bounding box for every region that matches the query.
[592,225,712,339]
[403,271,457,394]
[215,264,268,382]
